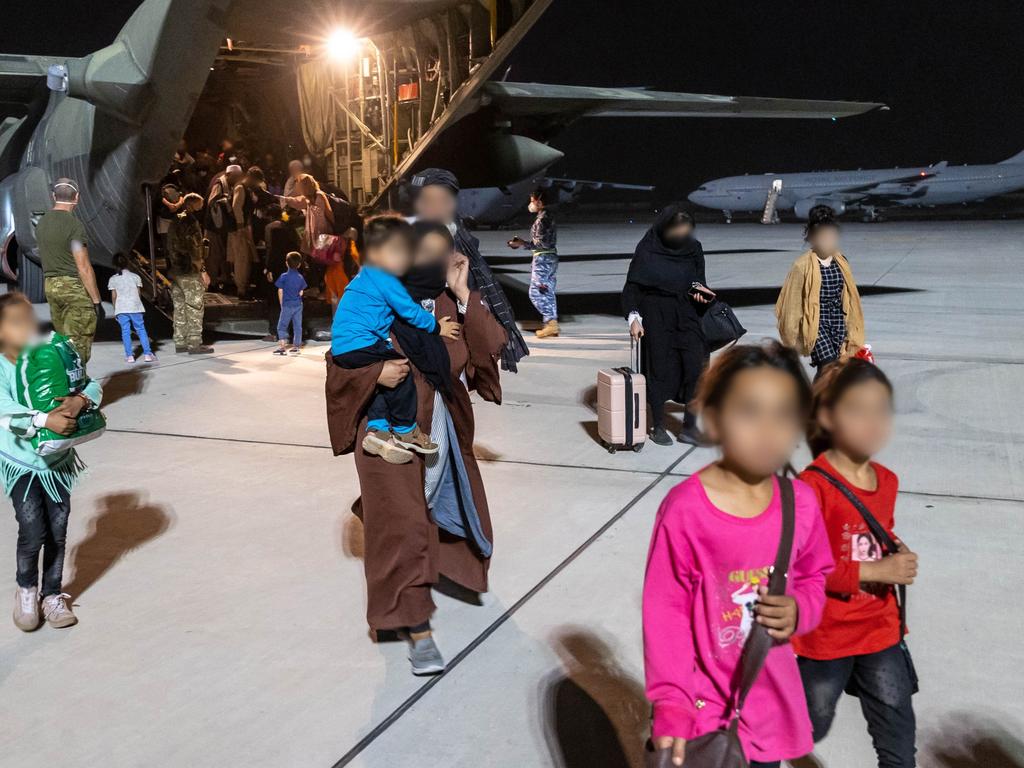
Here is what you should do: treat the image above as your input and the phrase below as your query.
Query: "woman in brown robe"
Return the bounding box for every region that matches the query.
[325,224,507,674]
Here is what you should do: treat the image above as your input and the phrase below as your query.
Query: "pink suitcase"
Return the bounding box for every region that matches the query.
[597,338,646,453]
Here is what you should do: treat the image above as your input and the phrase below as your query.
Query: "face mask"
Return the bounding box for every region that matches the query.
[527,202,539,214]
[403,261,448,301]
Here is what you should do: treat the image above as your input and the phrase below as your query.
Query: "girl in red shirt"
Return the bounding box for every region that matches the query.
[794,359,919,768]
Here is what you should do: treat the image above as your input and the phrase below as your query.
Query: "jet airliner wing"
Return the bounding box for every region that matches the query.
[806,170,937,206]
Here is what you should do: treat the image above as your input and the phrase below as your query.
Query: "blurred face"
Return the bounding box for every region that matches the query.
[225,169,242,185]
[528,195,543,213]
[367,235,413,276]
[288,160,303,178]
[808,225,840,257]
[414,232,453,267]
[664,222,694,240]
[414,185,458,225]
[703,367,805,478]
[818,379,893,461]
[0,302,39,356]
[297,177,314,197]
[187,198,204,214]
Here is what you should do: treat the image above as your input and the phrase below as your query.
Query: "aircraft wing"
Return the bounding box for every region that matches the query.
[807,170,936,205]
[542,177,655,192]
[481,82,886,120]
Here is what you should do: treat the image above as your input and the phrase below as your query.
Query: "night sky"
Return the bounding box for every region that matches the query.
[4,1,1024,203]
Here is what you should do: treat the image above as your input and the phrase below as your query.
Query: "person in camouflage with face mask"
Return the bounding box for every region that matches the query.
[167,194,214,354]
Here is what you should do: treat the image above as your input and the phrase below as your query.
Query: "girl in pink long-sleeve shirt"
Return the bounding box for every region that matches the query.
[643,342,834,767]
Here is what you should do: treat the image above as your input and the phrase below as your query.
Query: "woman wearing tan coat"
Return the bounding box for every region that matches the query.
[775,206,864,378]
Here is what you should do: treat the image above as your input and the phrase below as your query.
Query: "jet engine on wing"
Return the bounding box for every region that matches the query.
[794,197,846,219]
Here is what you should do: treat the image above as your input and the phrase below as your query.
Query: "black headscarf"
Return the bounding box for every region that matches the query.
[626,204,707,295]
[411,168,529,373]
[391,254,455,400]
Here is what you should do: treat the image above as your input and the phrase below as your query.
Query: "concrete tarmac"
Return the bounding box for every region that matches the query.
[0,221,1020,767]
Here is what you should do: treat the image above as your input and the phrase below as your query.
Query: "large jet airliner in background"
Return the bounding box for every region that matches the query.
[688,150,1024,221]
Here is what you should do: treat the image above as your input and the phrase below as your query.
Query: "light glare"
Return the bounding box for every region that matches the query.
[326,28,359,60]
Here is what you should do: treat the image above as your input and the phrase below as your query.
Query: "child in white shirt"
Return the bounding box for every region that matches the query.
[107,253,155,363]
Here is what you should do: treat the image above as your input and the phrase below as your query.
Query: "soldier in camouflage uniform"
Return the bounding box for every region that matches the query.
[36,178,104,363]
[167,194,214,354]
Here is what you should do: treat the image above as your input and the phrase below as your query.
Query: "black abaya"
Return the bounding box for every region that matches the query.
[621,206,709,429]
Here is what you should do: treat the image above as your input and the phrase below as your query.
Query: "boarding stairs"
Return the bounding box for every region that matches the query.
[761,179,783,224]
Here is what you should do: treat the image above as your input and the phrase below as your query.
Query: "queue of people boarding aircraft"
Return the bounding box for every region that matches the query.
[6,158,916,767]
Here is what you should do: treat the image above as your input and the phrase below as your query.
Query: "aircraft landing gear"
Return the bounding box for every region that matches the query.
[723,210,733,224]
[861,207,882,223]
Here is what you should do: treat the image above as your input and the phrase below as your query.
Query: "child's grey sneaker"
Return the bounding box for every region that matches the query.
[408,635,446,676]
[41,593,77,628]
[13,586,40,632]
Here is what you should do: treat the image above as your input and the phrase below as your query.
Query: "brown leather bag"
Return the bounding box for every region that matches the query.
[646,476,796,768]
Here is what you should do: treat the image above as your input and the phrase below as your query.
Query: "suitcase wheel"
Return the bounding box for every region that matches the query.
[607,445,617,454]
[632,443,644,453]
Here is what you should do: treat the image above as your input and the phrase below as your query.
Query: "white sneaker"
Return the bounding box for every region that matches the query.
[41,593,77,628]
[13,586,40,631]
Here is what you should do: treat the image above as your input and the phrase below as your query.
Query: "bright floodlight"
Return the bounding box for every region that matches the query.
[326,28,359,60]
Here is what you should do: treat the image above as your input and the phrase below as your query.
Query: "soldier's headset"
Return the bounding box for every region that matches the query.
[51,180,79,201]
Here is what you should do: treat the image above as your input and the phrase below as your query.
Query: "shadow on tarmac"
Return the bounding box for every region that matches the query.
[64,492,173,600]
[541,628,648,768]
[498,278,922,319]
[99,367,150,407]
[923,714,1024,768]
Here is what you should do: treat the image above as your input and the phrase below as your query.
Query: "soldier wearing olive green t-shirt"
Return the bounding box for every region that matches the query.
[35,178,103,363]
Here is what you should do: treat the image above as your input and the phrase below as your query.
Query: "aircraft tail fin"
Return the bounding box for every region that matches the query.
[999,149,1024,164]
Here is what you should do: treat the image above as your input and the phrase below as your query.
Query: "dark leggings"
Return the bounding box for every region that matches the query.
[12,475,72,597]
[799,643,917,768]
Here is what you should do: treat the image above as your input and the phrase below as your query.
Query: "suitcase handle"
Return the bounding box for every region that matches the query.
[630,333,642,373]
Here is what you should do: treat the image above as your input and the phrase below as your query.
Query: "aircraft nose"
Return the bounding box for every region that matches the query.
[688,190,707,205]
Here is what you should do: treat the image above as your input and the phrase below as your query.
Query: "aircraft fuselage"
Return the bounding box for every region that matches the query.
[689,161,1024,217]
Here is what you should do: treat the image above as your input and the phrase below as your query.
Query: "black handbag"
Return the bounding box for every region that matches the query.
[646,476,796,768]
[701,300,746,353]
[803,466,919,695]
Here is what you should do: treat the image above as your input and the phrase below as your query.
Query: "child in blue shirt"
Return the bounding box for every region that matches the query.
[274,252,307,356]
[332,215,459,464]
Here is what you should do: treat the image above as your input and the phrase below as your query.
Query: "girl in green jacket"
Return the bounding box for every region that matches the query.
[0,293,102,631]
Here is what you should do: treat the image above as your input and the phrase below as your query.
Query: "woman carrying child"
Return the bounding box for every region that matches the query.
[794,359,918,768]
[325,219,507,677]
[643,342,833,768]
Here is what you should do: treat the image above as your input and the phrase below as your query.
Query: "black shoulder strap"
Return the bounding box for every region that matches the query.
[730,475,795,719]
[803,464,906,638]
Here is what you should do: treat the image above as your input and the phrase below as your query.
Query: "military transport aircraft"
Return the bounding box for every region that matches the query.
[688,150,1024,221]
[0,0,884,301]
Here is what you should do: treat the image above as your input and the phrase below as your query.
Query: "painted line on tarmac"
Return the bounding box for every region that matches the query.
[104,428,682,477]
[329,447,694,768]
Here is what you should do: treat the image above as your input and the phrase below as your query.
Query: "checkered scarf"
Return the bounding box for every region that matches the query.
[454,222,529,372]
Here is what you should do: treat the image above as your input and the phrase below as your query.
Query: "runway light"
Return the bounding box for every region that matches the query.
[326,28,360,60]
